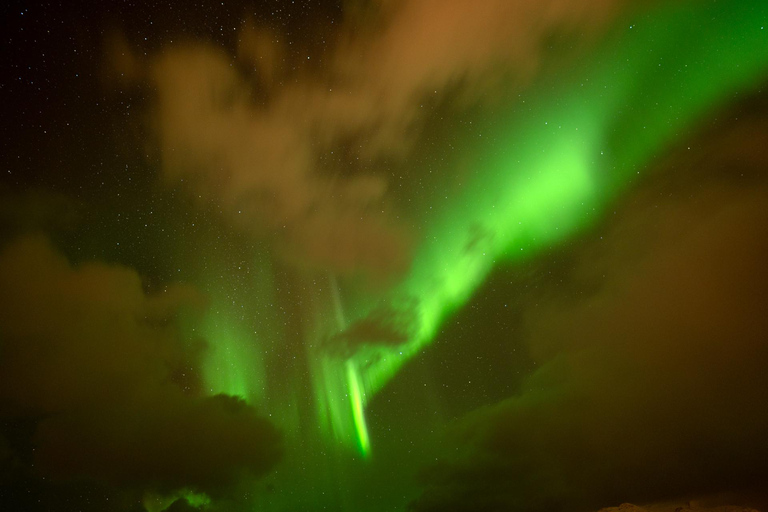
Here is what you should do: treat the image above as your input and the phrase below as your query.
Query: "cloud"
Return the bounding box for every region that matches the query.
[35,392,280,497]
[111,0,630,280]
[330,0,624,154]
[327,303,417,355]
[145,43,411,281]
[410,120,768,511]
[0,235,281,500]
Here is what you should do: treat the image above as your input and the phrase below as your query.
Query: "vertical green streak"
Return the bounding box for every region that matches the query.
[198,247,277,407]
[200,300,265,403]
[321,0,768,453]
[347,361,371,457]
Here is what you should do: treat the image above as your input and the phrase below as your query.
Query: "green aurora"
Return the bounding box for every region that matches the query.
[296,0,768,456]
[189,1,768,502]
[4,1,768,511]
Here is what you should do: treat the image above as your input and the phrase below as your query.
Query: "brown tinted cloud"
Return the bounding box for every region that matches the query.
[112,0,628,280]
[0,236,281,497]
[412,120,768,512]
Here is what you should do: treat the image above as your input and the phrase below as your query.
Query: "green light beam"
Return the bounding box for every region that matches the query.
[347,361,371,457]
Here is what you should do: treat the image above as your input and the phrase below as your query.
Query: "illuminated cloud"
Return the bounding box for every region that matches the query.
[115,0,628,280]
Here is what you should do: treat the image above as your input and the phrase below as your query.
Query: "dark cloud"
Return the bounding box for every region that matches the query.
[35,392,280,497]
[0,236,281,500]
[411,121,768,512]
[0,235,202,417]
[328,303,417,355]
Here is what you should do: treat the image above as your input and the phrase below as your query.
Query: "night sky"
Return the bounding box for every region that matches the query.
[2,1,768,512]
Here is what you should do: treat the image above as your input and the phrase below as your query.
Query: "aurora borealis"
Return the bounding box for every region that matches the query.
[313,0,768,458]
[3,1,768,512]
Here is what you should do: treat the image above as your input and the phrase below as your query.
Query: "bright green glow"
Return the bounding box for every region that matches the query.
[197,247,278,408]
[316,0,768,453]
[313,354,357,446]
[347,361,371,457]
[311,358,370,457]
[410,132,597,342]
[180,491,211,508]
[200,302,265,403]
